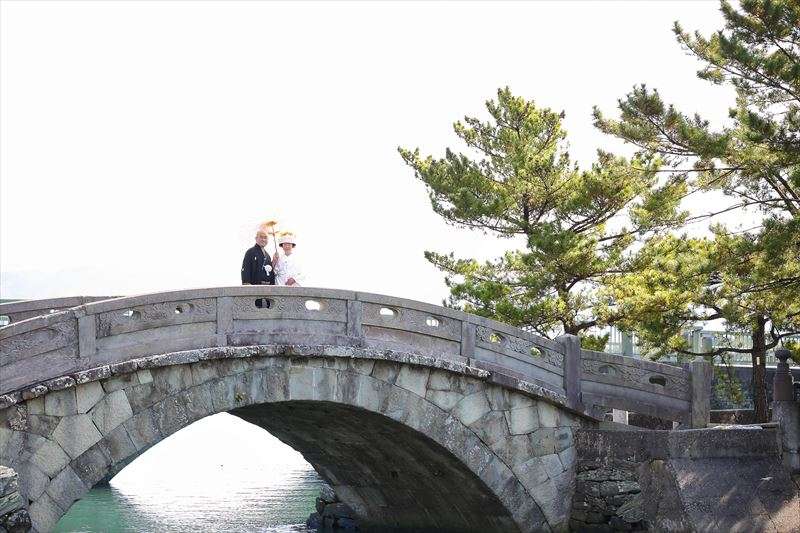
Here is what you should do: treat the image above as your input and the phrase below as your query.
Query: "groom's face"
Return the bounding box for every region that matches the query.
[255,232,268,248]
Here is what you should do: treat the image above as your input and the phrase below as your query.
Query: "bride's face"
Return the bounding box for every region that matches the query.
[281,243,294,254]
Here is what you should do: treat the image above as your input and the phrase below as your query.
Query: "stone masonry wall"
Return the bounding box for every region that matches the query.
[571,427,800,532]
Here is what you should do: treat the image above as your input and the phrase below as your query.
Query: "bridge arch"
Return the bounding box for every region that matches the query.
[0,347,582,532]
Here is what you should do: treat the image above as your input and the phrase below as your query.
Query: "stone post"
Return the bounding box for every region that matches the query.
[460,322,476,362]
[216,296,233,346]
[689,356,712,428]
[557,334,582,411]
[772,348,799,473]
[346,300,363,342]
[77,315,96,359]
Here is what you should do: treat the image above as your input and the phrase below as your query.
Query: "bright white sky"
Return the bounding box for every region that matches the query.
[1,0,733,304]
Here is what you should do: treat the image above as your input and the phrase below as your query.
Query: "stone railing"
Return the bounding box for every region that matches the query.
[0,296,117,325]
[0,287,709,426]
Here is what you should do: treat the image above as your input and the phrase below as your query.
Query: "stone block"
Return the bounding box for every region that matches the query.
[541,453,564,479]
[123,409,161,451]
[27,397,45,415]
[505,406,540,435]
[76,381,104,414]
[491,434,532,466]
[90,390,133,435]
[190,361,220,385]
[537,402,559,428]
[215,358,251,377]
[71,443,112,489]
[558,445,577,471]
[263,368,289,402]
[44,389,77,417]
[152,397,189,437]
[355,376,390,413]
[451,391,491,427]
[26,414,60,438]
[514,457,550,487]
[103,425,136,464]
[136,369,153,384]
[180,385,215,423]
[349,358,374,376]
[530,428,557,456]
[124,383,166,412]
[425,389,463,411]
[288,367,316,401]
[394,366,429,398]
[152,365,193,396]
[210,377,237,412]
[15,462,49,501]
[102,373,139,393]
[53,414,103,459]
[333,370,360,405]
[29,439,70,478]
[471,411,509,447]
[15,433,46,464]
[370,361,401,384]
[555,427,573,453]
[28,492,63,533]
[427,369,455,391]
[46,465,87,511]
[485,387,511,411]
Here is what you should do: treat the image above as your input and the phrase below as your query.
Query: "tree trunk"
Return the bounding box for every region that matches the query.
[751,317,768,422]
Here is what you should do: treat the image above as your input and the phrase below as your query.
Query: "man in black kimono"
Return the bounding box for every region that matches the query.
[241,230,276,287]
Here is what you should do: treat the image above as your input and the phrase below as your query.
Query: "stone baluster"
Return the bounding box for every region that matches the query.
[77,313,97,359]
[558,334,582,411]
[460,322,476,362]
[772,347,799,473]
[689,356,712,428]
[347,300,363,343]
[216,296,234,347]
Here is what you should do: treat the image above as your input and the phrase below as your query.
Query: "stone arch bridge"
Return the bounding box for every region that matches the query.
[0,287,709,532]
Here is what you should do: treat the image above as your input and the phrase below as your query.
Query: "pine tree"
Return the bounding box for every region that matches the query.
[398,88,686,340]
[594,0,800,421]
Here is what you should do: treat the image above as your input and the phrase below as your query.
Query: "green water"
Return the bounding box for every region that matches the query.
[54,413,323,533]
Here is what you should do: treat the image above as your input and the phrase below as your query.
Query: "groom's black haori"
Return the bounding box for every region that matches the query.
[241,244,275,286]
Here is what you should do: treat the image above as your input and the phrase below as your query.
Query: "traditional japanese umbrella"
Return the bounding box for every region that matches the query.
[258,219,280,257]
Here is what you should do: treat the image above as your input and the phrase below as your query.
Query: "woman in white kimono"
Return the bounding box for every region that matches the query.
[273,232,303,286]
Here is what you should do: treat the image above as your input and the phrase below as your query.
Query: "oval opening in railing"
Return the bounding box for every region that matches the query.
[121,309,140,319]
[425,316,440,327]
[530,346,542,358]
[174,303,193,315]
[379,307,396,317]
[649,375,667,387]
[305,300,322,311]
[254,298,272,309]
[598,365,616,376]
[489,332,504,344]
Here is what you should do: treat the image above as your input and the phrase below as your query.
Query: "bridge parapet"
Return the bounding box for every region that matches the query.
[0,287,707,426]
[0,296,117,325]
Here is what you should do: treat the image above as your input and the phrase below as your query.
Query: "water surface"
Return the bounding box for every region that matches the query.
[55,413,323,532]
